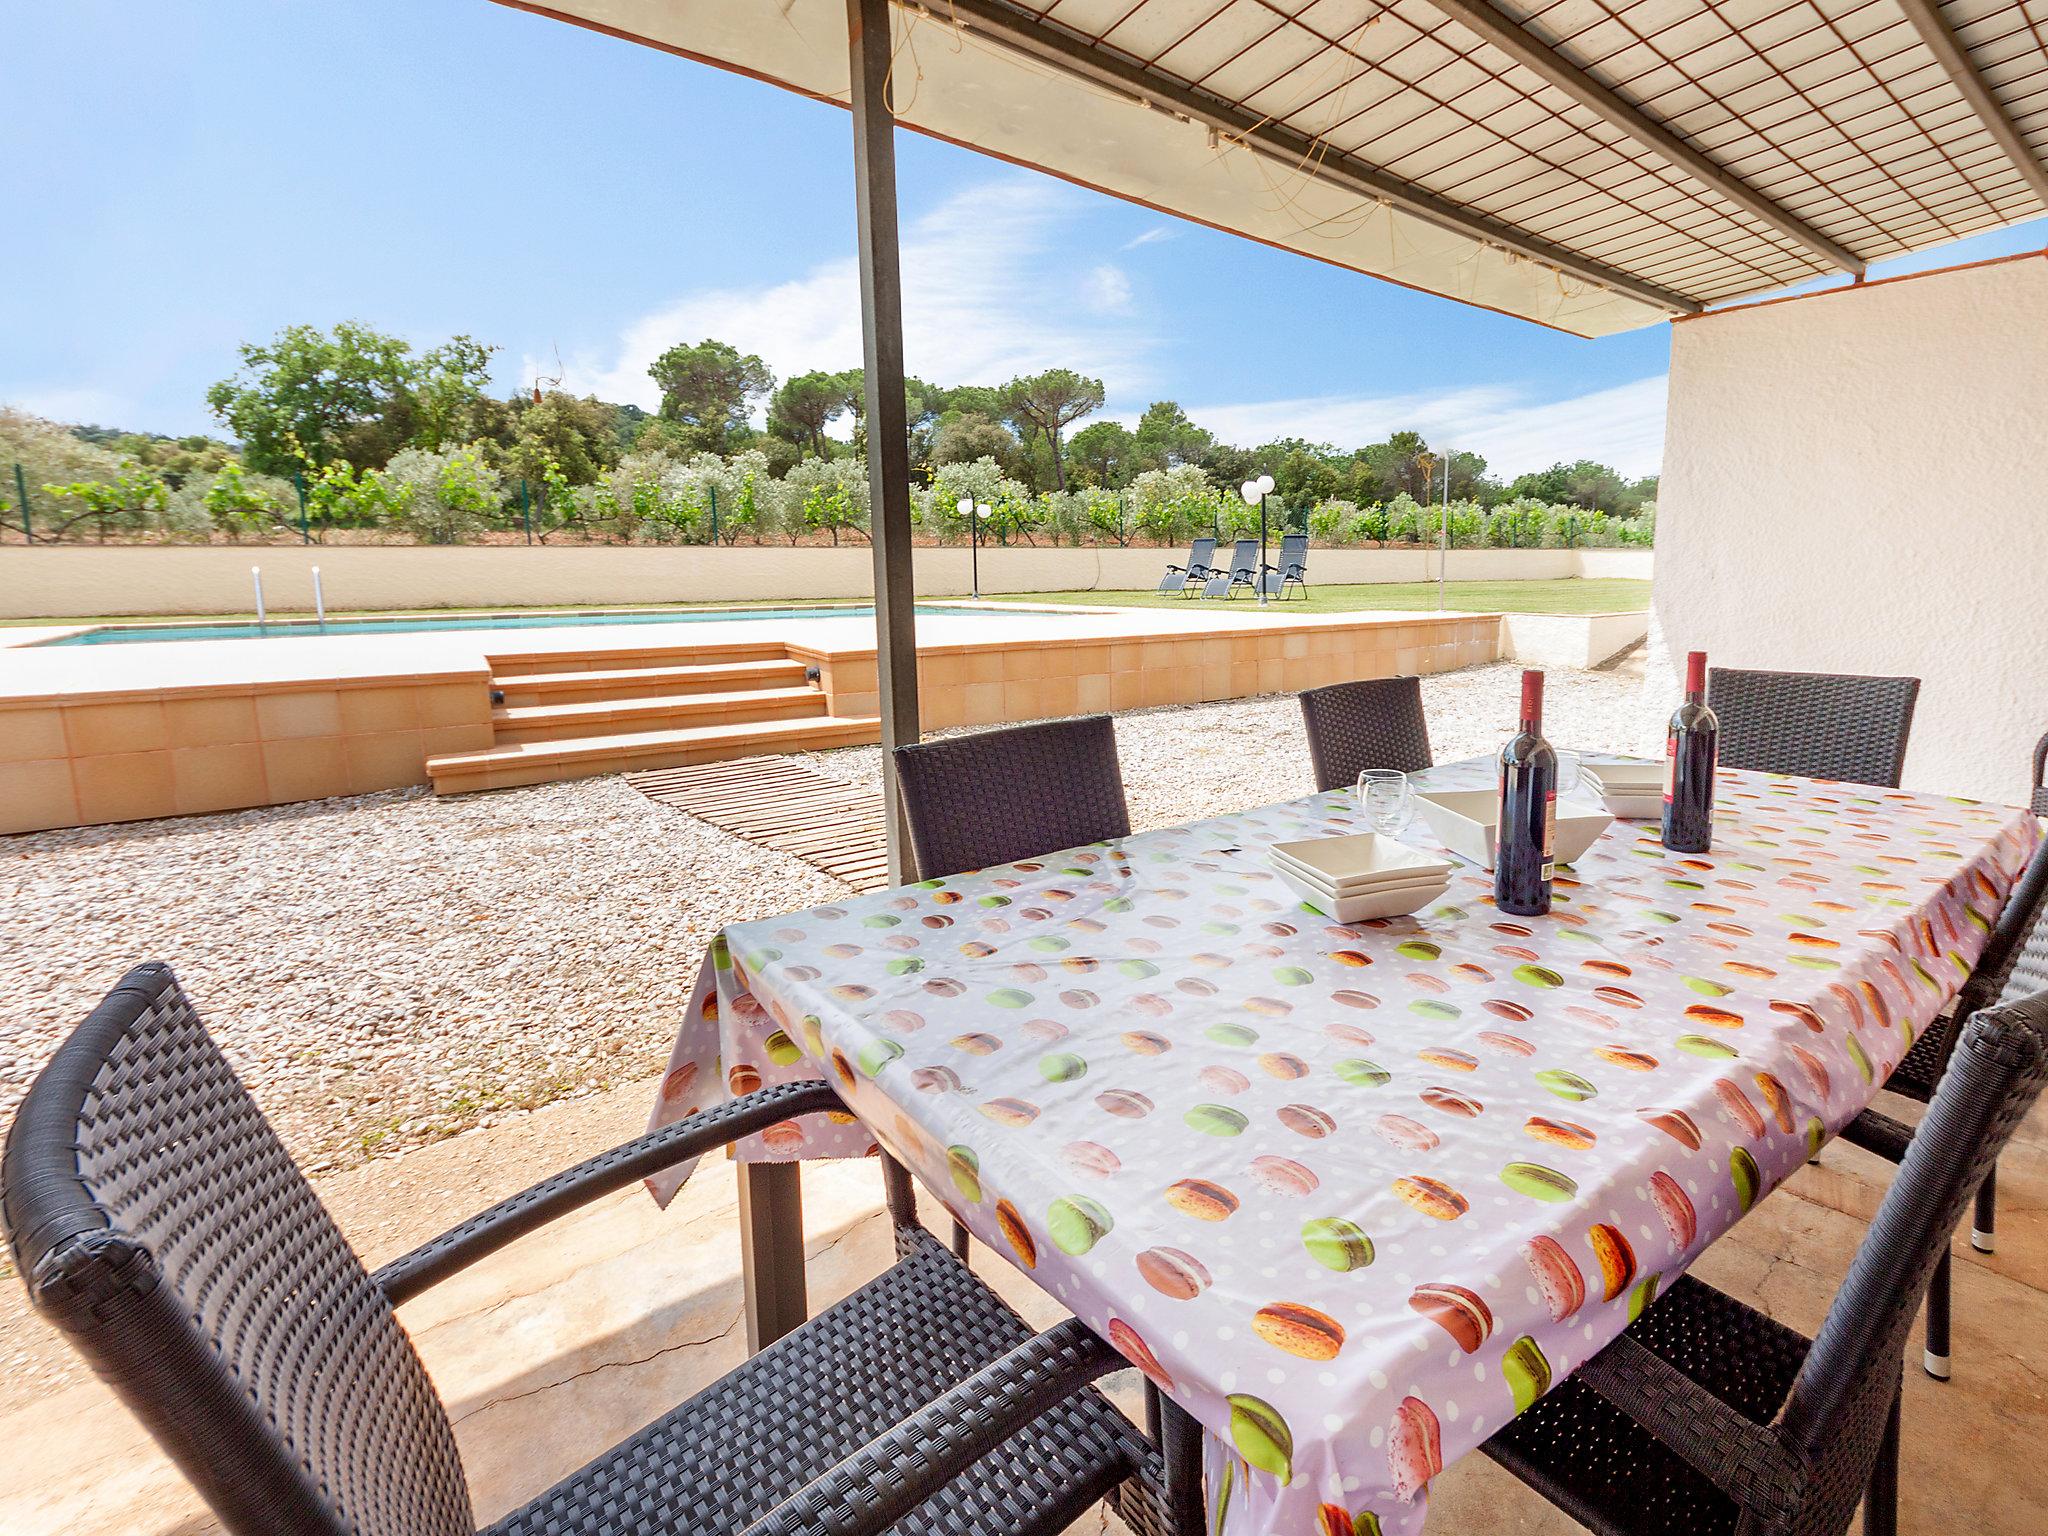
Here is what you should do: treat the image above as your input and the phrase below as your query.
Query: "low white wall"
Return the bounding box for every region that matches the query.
[1500,611,1650,669]
[0,543,1651,619]
[1656,253,2048,804]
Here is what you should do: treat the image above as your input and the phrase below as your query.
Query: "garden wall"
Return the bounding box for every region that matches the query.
[0,545,1651,619]
[1656,252,2048,804]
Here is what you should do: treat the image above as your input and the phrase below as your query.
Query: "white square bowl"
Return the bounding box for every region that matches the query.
[1582,760,1666,820]
[1273,862,1450,921]
[1413,788,1613,869]
[1269,832,1453,892]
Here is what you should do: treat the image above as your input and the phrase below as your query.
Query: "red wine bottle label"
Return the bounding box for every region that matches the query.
[1541,790,1556,881]
[1663,730,1678,804]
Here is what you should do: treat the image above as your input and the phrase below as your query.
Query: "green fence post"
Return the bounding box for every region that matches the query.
[520,478,533,544]
[293,471,309,544]
[13,463,30,543]
[708,484,719,545]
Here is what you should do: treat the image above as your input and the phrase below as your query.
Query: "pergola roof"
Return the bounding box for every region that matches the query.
[512,0,2047,333]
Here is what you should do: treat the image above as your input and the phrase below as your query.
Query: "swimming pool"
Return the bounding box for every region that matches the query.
[39,604,1004,646]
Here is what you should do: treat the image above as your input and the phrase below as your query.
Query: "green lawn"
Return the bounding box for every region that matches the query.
[993,578,1651,616]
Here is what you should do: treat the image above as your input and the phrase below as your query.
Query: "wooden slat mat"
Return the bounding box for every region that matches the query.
[627,757,889,891]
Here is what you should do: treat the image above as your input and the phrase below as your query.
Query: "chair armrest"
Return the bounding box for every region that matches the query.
[372,1078,839,1304]
[739,1318,1131,1536]
[1576,1333,1807,1525]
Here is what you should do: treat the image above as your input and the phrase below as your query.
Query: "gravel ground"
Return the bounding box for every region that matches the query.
[1,659,1666,1178]
[804,658,1668,831]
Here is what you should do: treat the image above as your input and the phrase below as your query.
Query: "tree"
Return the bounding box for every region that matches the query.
[768,369,857,458]
[503,391,624,489]
[204,322,496,474]
[1065,420,1137,488]
[648,338,772,453]
[1131,400,1214,471]
[1508,459,1638,511]
[929,411,1020,469]
[1002,369,1104,491]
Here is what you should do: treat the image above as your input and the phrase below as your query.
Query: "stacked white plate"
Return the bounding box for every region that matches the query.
[1582,759,1666,819]
[1269,833,1454,921]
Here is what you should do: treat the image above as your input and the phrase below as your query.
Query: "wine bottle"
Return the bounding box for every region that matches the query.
[1662,649,1718,853]
[1496,669,1558,917]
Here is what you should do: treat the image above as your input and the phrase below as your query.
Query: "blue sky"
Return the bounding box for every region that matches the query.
[4,0,2042,480]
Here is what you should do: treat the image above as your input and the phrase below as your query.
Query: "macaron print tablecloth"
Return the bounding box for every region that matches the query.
[645,758,2040,1536]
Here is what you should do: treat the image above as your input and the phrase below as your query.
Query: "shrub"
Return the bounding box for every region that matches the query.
[381,445,503,545]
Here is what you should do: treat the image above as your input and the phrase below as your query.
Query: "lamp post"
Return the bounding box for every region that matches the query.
[957,496,994,599]
[1435,444,1451,612]
[1239,473,1276,606]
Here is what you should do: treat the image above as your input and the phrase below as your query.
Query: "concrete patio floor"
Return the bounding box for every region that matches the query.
[4,1066,2042,1536]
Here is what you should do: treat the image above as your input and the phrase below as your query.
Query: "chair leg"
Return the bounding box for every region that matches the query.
[950,1218,971,1263]
[1924,1250,1951,1380]
[1973,1162,1998,1253]
[1159,1395,1206,1536]
[1864,1384,1901,1536]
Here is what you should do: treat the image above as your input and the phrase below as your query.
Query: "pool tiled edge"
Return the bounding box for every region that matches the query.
[0,609,1501,833]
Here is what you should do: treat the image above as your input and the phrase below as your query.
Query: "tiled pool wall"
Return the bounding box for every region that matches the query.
[804,614,1502,727]
[0,672,494,834]
[1,613,1501,834]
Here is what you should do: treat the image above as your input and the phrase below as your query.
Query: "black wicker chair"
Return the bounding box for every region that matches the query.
[3,963,1183,1536]
[2031,729,2048,816]
[1838,833,2048,1378]
[1707,667,1920,788]
[893,716,1132,1264]
[893,715,1130,882]
[1298,676,1434,792]
[1484,991,2048,1536]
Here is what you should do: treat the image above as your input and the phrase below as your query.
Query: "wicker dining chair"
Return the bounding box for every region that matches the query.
[1707,667,1920,788]
[1838,832,2048,1380]
[1298,676,1434,793]
[3,962,1183,1536]
[893,715,1131,882]
[1484,991,2048,1536]
[2031,729,2048,815]
[892,715,1132,1266]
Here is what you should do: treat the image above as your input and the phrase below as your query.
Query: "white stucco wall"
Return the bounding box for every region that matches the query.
[1655,253,2048,804]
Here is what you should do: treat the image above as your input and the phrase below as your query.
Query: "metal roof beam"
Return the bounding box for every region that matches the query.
[1891,0,2048,207]
[1417,0,1865,275]
[939,0,1704,315]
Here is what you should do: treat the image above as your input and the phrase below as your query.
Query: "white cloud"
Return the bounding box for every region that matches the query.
[1160,376,1670,480]
[537,177,1154,413]
[1083,264,1133,312]
[1121,225,1179,251]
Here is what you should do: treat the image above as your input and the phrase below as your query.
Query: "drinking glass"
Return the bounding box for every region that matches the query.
[1554,749,1584,802]
[1356,769,1412,836]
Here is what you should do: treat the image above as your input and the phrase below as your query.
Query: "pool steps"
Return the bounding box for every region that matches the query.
[426,641,878,794]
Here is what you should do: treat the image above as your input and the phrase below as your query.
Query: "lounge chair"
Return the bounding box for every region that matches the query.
[1200,539,1259,597]
[1261,533,1308,599]
[1155,537,1216,595]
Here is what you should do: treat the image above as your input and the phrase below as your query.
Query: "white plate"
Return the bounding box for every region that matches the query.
[1275,864,1449,921]
[1413,788,1613,869]
[1269,852,1452,900]
[1582,761,1664,794]
[1268,832,1453,889]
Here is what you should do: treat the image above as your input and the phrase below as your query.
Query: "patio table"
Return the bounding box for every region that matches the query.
[646,757,2039,1536]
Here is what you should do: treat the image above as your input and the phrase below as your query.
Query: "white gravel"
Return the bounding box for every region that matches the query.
[805,658,1669,832]
[1,660,1665,1174]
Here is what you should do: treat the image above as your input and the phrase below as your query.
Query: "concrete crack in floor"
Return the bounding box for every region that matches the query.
[450,1306,745,1426]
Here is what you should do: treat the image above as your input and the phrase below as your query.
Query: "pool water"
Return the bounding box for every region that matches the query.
[42,604,1002,646]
